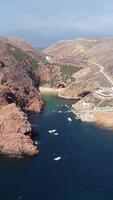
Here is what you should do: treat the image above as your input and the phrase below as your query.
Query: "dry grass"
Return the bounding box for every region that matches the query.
[94,111,113,129]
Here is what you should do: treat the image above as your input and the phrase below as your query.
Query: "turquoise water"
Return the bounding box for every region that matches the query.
[1,94,113,200]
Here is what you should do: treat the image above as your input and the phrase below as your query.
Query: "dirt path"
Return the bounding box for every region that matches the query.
[88,62,113,86]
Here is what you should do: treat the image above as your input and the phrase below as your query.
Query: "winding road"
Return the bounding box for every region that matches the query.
[88,62,113,86]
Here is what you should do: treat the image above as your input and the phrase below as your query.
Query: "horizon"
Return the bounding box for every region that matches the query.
[1,36,113,49]
[0,0,113,47]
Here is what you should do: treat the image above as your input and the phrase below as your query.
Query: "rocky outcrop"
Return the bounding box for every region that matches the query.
[0,63,44,112]
[58,80,96,99]
[0,37,47,156]
[0,85,41,157]
[0,104,38,156]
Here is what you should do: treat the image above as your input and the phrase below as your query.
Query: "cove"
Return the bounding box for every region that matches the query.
[0,94,113,200]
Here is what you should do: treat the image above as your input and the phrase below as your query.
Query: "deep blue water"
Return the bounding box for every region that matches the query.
[1,94,113,200]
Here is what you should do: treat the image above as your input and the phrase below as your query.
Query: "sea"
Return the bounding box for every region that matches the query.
[1,94,113,200]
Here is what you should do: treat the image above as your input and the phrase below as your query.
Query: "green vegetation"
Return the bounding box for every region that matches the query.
[7,44,38,70]
[48,64,81,87]
[40,80,48,86]
[60,65,81,76]
[70,77,76,82]
[45,61,57,66]
[50,76,59,87]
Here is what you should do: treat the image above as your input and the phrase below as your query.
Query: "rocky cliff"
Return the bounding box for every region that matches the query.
[0,104,38,156]
[0,37,47,156]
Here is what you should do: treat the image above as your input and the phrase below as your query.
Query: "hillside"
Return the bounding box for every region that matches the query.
[43,39,97,66]
[44,38,113,95]
[43,38,113,77]
[44,38,113,129]
[0,37,47,156]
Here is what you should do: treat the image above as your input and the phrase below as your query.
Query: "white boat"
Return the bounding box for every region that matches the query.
[54,157,61,161]
[48,129,56,134]
[68,117,72,122]
[63,110,72,113]
[34,140,38,145]
[58,110,62,113]
[54,132,59,136]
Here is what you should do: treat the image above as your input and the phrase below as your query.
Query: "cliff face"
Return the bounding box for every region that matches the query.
[0,37,47,156]
[0,66,44,111]
[0,104,38,156]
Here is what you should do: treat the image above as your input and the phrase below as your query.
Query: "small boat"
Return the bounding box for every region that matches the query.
[58,110,62,113]
[54,157,61,161]
[54,132,59,136]
[48,129,56,134]
[68,117,72,122]
[34,140,39,145]
[63,110,72,113]
[65,104,70,108]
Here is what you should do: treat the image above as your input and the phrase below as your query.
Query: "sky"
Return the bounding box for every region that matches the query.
[0,0,113,47]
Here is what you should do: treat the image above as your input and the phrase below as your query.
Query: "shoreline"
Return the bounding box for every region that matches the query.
[40,87,113,130]
[72,106,113,130]
[39,86,64,94]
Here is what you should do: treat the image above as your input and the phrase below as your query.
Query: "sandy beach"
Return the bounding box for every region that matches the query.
[39,87,63,94]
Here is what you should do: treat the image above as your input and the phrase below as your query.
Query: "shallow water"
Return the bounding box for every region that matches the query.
[1,94,113,200]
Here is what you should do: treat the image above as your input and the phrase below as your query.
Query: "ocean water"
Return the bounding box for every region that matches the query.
[1,94,113,200]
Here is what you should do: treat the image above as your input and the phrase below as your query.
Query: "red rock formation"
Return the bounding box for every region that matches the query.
[27,97,44,113]
[0,104,38,156]
[0,37,47,156]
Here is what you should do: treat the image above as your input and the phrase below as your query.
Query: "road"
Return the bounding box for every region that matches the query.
[88,62,113,86]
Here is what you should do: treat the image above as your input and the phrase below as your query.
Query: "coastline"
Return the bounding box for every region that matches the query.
[72,106,113,130]
[40,87,113,130]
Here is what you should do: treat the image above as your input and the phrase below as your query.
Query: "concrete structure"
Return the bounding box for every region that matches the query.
[96,88,113,98]
[83,101,92,108]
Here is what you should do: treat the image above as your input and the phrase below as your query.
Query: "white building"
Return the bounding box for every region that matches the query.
[83,102,91,108]
[46,56,52,62]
